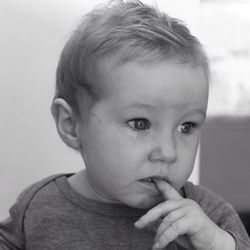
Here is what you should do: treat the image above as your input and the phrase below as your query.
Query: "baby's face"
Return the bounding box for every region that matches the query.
[77,59,208,209]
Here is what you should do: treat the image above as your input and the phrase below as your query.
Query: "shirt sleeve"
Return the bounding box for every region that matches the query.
[186,183,250,250]
[208,201,250,250]
[0,174,66,250]
[0,201,25,250]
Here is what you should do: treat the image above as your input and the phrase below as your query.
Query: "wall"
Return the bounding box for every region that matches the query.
[200,117,250,213]
[0,0,95,219]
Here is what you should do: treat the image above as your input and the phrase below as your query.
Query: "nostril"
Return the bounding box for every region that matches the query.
[148,146,177,164]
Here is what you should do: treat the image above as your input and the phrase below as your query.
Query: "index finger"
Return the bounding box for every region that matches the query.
[153,178,183,201]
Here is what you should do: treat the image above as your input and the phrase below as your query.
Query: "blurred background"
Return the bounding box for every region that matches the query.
[0,0,249,234]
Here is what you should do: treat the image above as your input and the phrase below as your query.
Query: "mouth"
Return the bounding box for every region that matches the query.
[139,176,170,186]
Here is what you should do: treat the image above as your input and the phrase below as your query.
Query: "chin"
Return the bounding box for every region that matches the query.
[126,195,163,210]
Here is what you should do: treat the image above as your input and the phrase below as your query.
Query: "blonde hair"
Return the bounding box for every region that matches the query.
[54,0,209,117]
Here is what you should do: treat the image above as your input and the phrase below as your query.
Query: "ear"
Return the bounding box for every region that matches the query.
[51,98,81,150]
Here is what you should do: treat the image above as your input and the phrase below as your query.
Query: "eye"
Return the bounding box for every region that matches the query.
[128,118,150,131]
[177,122,197,135]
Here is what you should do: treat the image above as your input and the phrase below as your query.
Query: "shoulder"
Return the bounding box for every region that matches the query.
[183,181,225,203]
[16,174,72,203]
[14,173,73,223]
[183,182,233,217]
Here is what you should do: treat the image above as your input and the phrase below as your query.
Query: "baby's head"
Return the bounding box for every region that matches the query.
[52,0,209,209]
[54,0,209,119]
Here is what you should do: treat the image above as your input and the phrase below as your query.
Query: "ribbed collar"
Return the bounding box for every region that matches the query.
[55,175,149,217]
[55,174,191,217]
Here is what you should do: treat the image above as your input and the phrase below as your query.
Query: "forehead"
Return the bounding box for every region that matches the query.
[95,59,209,112]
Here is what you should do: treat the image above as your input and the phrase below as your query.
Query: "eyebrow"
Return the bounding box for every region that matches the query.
[187,109,207,119]
[125,104,206,115]
[124,103,156,110]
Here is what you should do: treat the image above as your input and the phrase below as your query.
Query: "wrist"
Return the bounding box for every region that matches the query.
[211,228,236,250]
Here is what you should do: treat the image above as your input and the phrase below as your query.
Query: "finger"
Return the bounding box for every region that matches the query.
[143,218,163,233]
[134,200,181,229]
[153,178,183,201]
[175,235,193,249]
[152,217,189,249]
[155,208,185,241]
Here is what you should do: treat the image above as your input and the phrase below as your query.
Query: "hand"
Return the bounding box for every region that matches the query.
[134,179,236,250]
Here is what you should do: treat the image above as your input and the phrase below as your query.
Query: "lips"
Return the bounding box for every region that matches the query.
[141,177,154,183]
[140,176,169,184]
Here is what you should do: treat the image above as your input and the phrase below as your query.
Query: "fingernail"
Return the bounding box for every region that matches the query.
[154,235,159,243]
[152,242,160,249]
[155,179,166,191]
[134,220,142,228]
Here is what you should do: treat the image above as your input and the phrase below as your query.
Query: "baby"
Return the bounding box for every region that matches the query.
[1,0,250,249]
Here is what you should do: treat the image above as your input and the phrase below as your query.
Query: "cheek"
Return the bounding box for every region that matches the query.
[174,139,199,186]
[86,130,142,179]
[181,135,200,160]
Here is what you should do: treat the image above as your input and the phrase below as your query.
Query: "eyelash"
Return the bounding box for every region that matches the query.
[127,118,150,131]
[127,119,199,134]
[177,122,198,135]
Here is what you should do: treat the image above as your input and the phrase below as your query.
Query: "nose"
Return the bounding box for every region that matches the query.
[148,132,177,164]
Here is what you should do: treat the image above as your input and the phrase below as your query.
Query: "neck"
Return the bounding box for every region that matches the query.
[68,169,120,204]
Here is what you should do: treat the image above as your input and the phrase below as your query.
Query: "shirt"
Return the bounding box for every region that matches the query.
[0,174,249,249]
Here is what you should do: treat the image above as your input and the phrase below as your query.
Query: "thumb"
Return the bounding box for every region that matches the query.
[153,178,183,201]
